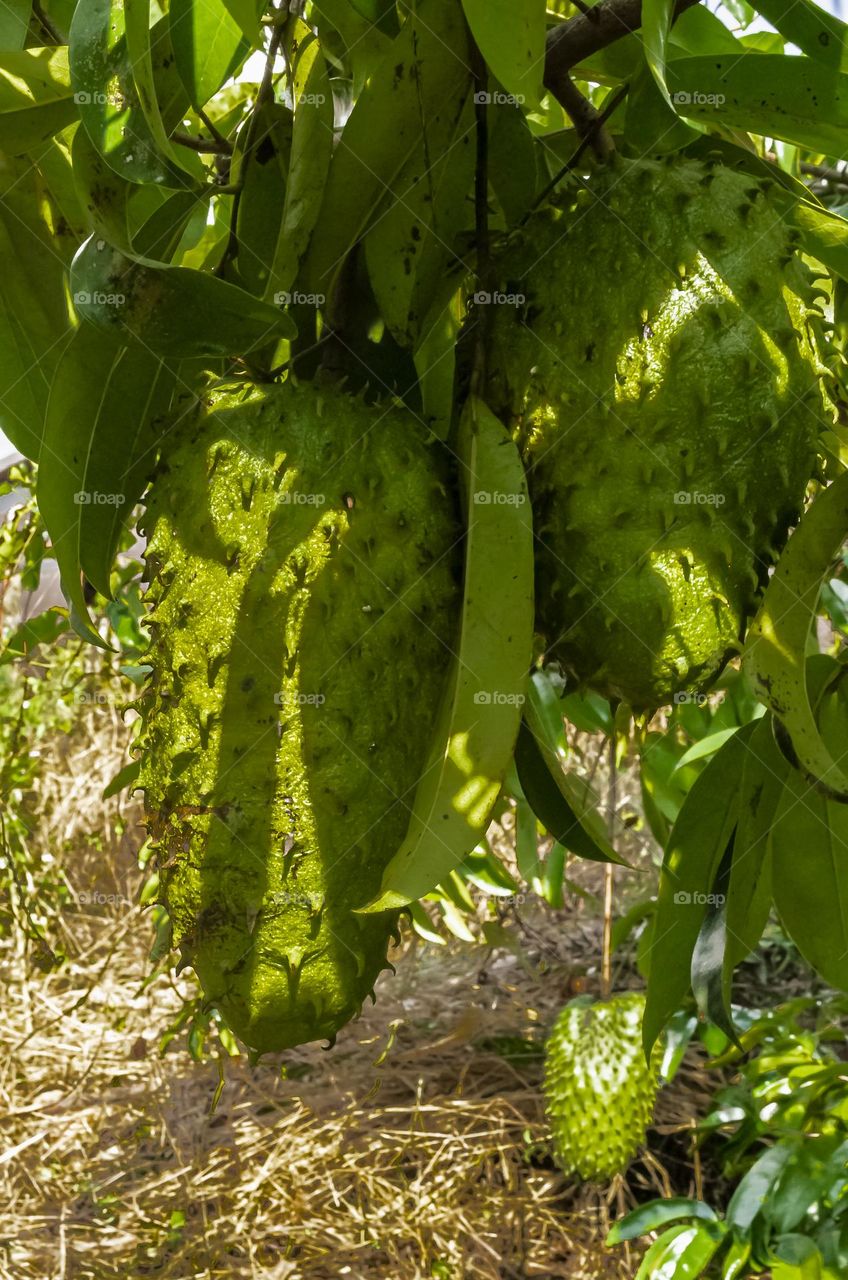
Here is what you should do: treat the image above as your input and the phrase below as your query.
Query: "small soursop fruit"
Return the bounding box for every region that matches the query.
[139,379,461,1053]
[543,993,659,1182]
[484,155,832,709]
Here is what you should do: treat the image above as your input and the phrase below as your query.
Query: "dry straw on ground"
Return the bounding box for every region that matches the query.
[1,699,716,1280]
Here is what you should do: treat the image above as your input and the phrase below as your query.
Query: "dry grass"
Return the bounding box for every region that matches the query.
[0,701,717,1280]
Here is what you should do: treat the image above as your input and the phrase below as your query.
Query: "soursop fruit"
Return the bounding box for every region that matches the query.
[139,379,461,1054]
[483,155,833,709]
[544,992,659,1182]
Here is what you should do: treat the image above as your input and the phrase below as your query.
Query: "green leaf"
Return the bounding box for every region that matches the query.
[633,1223,721,1280]
[234,101,292,296]
[460,0,545,107]
[102,758,141,798]
[674,727,741,772]
[0,47,76,153]
[70,2,198,187]
[607,1198,719,1246]
[726,1144,794,1230]
[792,201,848,287]
[0,156,73,460]
[515,674,626,865]
[265,34,333,303]
[170,0,249,109]
[750,0,848,71]
[72,122,132,249]
[488,97,540,225]
[123,0,202,182]
[0,0,31,53]
[690,845,740,1046]
[515,795,543,886]
[219,0,262,46]
[312,0,391,92]
[413,286,463,439]
[0,608,69,663]
[666,55,848,155]
[38,325,176,622]
[69,235,294,356]
[642,0,677,107]
[302,0,473,317]
[771,773,848,994]
[723,714,786,977]
[360,396,534,911]
[643,722,757,1055]
[363,83,474,347]
[744,473,848,799]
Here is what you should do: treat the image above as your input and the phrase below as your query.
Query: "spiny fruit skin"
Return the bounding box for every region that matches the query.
[484,155,833,709]
[138,379,461,1054]
[543,993,660,1183]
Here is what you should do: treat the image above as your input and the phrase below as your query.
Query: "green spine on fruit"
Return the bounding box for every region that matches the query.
[138,379,461,1053]
[484,156,833,709]
[543,992,660,1182]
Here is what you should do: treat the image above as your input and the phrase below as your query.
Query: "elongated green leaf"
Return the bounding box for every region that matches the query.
[0,607,69,663]
[313,0,391,92]
[771,775,848,993]
[691,845,739,1045]
[727,1144,794,1230]
[642,0,676,107]
[793,201,848,286]
[72,121,132,249]
[69,235,294,356]
[607,1198,719,1246]
[745,473,848,798]
[461,0,545,107]
[516,674,626,865]
[514,721,625,865]
[0,1,31,52]
[413,284,463,439]
[303,0,473,316]
[170,0,248,109]
[0,156,73,459]
[724,714,786,977]
[364,84,474,347]
[234,101,292,296]
[488,97,539,225]
[674,727,740,772]
[265,34,333,303]
[38,325,177,611]
[751,0,848,71]
[633,1224,718,1280]
[124,0,202,184]
[0,47,75,153]
[70,2,199,187]
[102,757,141,799]
[360,396,534,911]
[643,722,757,1055]
[666,55,848,155]
[219,0,262,46]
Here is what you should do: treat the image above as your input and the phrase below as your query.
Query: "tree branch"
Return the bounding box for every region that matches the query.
[544,0,701,104]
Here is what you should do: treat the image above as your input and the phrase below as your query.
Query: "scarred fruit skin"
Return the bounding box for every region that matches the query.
[138,379,461,1054]
[543,992,660,1182]
[483,156,833,709]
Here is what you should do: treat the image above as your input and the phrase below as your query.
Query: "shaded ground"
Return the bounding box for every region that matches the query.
[0,695,733,1280]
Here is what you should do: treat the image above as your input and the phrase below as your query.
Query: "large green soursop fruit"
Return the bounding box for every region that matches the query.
[544,993,660,1182]
[484,156,832,708]
[139,380,461,1053]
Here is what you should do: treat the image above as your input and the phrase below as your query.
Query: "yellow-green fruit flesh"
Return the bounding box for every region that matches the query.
[544,992,659,1182]
[485,156,831,709]
[139,380,461,1053]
